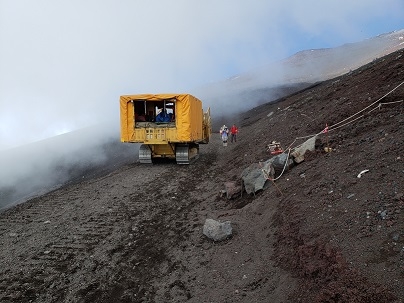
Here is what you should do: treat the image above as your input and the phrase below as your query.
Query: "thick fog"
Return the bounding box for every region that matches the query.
[0,0,403,208]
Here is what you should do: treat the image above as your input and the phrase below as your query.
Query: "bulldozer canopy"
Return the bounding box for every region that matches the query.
[120,94,204,142]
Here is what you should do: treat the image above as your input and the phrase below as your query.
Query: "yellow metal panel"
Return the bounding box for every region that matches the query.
[145,128,167,143]
[152,144,175,157]
[165,128,178,141]
[176,95,191,141]
[119,93,206,144]
[120,96,134,142]
[190,96,203,140]
[134,128,146,142]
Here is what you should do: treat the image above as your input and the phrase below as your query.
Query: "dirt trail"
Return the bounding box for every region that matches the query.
[0,137,232,300]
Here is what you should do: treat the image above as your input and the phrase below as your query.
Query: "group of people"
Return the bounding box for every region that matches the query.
[220,124,238,144]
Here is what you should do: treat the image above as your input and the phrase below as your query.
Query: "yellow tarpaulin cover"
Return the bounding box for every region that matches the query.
[120,94,204,142]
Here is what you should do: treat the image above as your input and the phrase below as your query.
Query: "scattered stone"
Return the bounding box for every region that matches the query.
[378,210,387,219]
[223,181,242,199]
[203,219,232,242]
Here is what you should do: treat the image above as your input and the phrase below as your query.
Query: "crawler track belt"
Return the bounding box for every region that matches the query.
[176,144,190,164]
[139,144,152,163]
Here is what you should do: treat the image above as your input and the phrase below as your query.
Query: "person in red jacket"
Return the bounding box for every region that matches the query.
[230,124,238,143]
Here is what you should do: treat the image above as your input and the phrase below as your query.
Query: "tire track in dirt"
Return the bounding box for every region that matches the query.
[0,141,222,302]
[0,164,171,302]
[0,135,243,302]
[86,148,221,302]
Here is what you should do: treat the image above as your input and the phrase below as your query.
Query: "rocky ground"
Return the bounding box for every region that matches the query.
[0,49,403,303]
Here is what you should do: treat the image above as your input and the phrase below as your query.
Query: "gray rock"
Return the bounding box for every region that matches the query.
[379,210,387,219]
[241,161,274,195]
[223,181,242,199]
[203,218,232,241]
[392,232,400,242]
[268,152,294,175]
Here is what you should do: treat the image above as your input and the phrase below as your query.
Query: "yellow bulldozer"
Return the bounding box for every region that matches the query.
[120,94,211,164]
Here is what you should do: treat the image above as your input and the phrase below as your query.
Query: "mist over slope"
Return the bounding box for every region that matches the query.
[195,29,404,127]
[0,124,136,210]
[1,29,403,210]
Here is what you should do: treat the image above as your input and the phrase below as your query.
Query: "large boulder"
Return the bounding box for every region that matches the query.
[267,152,294,175]
[241,161,274,195]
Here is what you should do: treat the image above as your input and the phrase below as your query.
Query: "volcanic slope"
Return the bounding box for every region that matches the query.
[0,48,403,303]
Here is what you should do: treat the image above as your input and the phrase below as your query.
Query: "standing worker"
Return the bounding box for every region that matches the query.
[230,124,238,143]
[220,125,229,145]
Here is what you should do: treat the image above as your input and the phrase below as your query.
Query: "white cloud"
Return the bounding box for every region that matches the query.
[0,0,403,149]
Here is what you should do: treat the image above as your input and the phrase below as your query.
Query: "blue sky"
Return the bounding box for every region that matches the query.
[0,0,403,150]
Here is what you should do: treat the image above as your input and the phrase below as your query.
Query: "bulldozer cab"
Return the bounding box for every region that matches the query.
[133,98,176,123]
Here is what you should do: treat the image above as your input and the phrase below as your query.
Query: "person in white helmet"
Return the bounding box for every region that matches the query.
[219,125,229,144]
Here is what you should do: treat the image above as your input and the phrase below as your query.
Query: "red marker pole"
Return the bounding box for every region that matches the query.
[322,123,329,151]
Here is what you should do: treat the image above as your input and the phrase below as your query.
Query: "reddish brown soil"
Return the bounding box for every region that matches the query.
[0,49,403,303]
